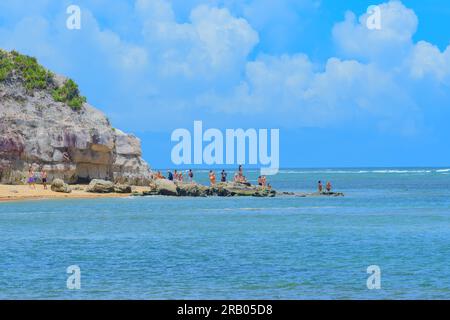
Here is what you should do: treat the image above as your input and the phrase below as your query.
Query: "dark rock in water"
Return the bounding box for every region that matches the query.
[208,182,276,197]
[51,178,72,193]
[294,191,344,197]
[141,189,159,196]
[86,179,115,193]
[176,182,208,197]
[139,180,276,197]
[137,180,344,198]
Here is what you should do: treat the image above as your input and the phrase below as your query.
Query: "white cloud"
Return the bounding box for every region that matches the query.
[136,0,259,79]
[332,1,418,66]
[408,41,450,84]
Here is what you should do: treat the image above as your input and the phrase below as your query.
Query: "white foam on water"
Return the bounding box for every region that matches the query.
[277,169,433,174]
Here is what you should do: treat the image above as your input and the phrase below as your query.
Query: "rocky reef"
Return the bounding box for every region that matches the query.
[138,180,277,197]
[0,49,151,185]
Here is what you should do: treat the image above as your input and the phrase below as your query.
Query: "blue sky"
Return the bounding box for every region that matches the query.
[1,0,449,168]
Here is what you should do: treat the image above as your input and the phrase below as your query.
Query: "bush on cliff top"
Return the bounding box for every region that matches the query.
[0,49,87,110]
[0,50,53,90]
[52,79,87,110]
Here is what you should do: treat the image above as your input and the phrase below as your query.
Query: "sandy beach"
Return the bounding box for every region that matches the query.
[0,184,148,203]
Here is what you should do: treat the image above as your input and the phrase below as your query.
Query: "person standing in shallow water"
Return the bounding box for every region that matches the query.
[318,181,323,193]
[326,181,332,192]
[188,169,194,182]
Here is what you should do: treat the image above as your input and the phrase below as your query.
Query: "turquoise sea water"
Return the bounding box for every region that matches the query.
[1,168,450,299]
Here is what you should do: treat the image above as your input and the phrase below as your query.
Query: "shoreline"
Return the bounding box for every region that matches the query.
[0,184,148,203]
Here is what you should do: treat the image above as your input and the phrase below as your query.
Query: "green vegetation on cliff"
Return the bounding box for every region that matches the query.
[52,79,87,110]
[0,49,86,110]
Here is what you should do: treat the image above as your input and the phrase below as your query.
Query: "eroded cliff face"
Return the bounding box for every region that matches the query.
[0,69,151,185]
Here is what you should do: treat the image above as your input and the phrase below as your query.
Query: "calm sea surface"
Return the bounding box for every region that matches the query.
[1,168,450,299]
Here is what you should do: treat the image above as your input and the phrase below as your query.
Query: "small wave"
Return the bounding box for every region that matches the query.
[372,170,432,174]
[436,169,450,173]
[201,207,299,211]
[278,170,368,174]
[278,169,432,174]
[201,206,338,212]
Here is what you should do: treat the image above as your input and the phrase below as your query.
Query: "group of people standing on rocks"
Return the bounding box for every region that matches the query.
[318,180,332,193]
[153,169,193,182]
[27,166,48,190]
[154,165,272,188]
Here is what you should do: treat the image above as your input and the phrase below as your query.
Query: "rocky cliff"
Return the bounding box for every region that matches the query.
[0,49,152,185]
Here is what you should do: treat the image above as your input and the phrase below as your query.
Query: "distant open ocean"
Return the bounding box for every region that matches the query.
[1,168,450,299]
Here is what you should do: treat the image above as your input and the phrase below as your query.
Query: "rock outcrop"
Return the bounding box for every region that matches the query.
[208,182,276,197]
[0,50,151,185]
[114,184,132,194]
[86,179,115,193]
[140,180,276,197]
[50,178,72,193]
[149,179,179,196]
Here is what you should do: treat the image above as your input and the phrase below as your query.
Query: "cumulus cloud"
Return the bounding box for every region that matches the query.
[407,41,450,84]
[136,0,259,80]
[198,0,449,135]
[332,1,418,66]
[199,54,420,135]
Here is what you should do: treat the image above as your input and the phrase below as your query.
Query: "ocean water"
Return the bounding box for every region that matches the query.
[1,168,450,299]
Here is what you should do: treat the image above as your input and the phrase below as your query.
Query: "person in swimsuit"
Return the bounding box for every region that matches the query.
[257,176,262,186]
[326,181,332,192]
[221,170,227,182]
[209,170,216,186]
[318,181,323,193]
[41,169,48,190]
[167,170,174,181]
[28,168,36,189]
[188,169,194,182]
